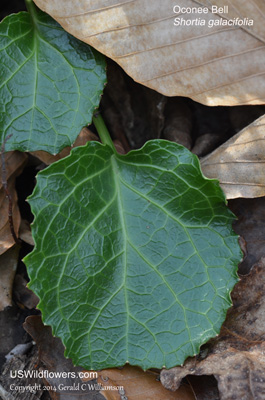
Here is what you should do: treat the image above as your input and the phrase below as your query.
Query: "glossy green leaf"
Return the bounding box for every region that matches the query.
[0,8,106,153]
[24,140,241,370]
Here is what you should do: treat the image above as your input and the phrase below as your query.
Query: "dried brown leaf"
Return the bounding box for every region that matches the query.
[33,0,265,106]
[0,151,27,254]
[31,127,98,165]
[0,245,19,310]
[19,219,34,246]
[0,345,46,400]
[23,316,103,400]
[13,274,39,310]
[201,114,265,199]
[161,258,265,400]
[82,365,195,400]
[229,197,265,274]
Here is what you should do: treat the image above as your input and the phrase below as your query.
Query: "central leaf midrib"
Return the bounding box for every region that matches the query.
[111,154,129,361]
[111,153,194,358]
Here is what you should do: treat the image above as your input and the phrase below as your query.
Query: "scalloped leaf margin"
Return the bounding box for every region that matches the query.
[0,8,106,153]
[24,140,241,370]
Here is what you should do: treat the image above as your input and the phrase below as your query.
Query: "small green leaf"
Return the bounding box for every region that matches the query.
[0,9,106,153]
[24,140,241,370]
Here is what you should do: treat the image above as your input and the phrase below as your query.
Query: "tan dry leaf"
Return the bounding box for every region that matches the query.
[161,258,265,400]
[13,274,39,309]
[201,114,265,199]
[31,127,98,165]
[19,219,34,246]
[0,151,27,254]
[33,0,265,106]
[23,316,96,399]
[82,365,195,400]
[0,245,20,310]
[230,197,265,274]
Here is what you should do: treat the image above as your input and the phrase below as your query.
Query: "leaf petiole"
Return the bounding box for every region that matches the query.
[92,113,117,153]
[25,0,39,26]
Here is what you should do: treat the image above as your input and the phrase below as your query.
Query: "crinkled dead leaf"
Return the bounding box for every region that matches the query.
[23,315,75,375]
[0,245,19,310]
[23,316,101,399]
[0,151,27,254]
[31,127,98,165]
[230,197,265,274]
[33,0,265,106]
[19,219,34,246]
[161,258,265,400]
[201,114,265,199]
[13,274,39,309]
[82,365,195,400]
[1,345,47,399]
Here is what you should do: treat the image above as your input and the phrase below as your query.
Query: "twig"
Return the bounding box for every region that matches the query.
[186,376,198,400]
[1,135,21,245]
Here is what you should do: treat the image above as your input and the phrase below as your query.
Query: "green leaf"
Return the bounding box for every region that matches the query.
[24,140,241,370]
[0,8,106,153]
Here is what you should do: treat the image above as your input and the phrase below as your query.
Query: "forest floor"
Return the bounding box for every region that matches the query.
[1,1,265,399]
